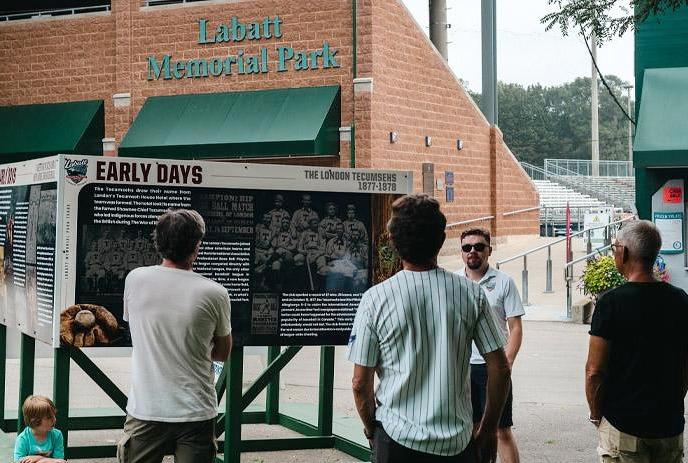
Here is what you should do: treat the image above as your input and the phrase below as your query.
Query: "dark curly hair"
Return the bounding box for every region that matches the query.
[387,194,446,265]
[153,209,205,264]
[460,227,491,245]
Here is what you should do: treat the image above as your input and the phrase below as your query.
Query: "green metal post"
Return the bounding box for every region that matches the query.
[18,333,35,432]
[0,325,5,431]
[317,346,335,436]
[265,346,280,424]
[53,348,70,449]
[224,347,243,463]
[349,124,356,168]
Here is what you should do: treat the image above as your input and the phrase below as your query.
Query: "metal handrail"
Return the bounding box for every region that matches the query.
[497,236,568,266]
[498,216,633,266]
[544,159,633,177]
[496,216,635,306]
[0,4,110,21]
[503,206,541,217]
[569,216,635,239]
[565,245,612,268]
[446,215,494,228]
[563,244,614,319]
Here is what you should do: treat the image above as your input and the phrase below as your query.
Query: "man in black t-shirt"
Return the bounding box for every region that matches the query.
[587,220,688,463]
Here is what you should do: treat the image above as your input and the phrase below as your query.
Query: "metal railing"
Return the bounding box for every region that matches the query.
[524,161,634,211]
[564,244,612,319]
[521,163,547,181]
[446,215,494,228]
[0,4,110,21]
[496,216,635,307]
[503,206,540,217]
[541,205,613,230]
[143,0,208,6]
[544,159,633,177]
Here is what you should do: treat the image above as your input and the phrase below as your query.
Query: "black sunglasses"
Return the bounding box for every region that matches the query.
[462,243,489,253]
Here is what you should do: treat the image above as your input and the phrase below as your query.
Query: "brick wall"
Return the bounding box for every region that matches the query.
[0,12,117,135]
[0,0,538,239]
[369,0,538,238]
[0,0,355,166]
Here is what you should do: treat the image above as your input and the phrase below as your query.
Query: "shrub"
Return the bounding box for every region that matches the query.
[375,234,401,283]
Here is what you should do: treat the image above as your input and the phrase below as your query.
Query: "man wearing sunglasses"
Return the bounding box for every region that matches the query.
[458,228,524,463]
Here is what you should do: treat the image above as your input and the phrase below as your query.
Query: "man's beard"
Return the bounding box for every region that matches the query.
[466,259,483,270]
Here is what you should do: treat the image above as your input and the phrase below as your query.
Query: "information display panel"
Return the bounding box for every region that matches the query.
[0,158,58,344]
[56,155,412,348]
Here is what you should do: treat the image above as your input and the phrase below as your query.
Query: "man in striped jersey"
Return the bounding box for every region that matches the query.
[459,228,524,463]
[347,194,511,463]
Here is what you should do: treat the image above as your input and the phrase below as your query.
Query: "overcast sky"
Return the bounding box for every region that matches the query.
[402,0,635,92]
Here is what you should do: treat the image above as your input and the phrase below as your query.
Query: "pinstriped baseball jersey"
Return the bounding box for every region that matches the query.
[347,268,506,456]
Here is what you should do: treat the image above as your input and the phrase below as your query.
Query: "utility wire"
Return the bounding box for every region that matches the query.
[581,27,636,126]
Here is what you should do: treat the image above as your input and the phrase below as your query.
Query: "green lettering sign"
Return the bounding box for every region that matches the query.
[148,18,337,81]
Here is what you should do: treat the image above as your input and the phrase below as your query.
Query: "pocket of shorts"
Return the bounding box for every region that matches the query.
[597,419,620,458]
[116,433,131,463]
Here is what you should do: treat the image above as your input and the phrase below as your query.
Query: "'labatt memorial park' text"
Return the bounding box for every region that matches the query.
[147,16,340,80]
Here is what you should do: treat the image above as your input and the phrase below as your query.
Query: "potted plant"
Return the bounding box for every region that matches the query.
[577,255,626,323]
[374,233,401,284]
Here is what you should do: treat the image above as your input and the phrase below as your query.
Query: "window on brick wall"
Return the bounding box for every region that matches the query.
[0,1,110,21]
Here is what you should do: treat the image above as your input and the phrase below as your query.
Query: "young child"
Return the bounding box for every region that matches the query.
[13,395,66,463]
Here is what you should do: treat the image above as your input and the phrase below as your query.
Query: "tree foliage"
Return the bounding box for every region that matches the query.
[468,76,634,166]
[542,0,688,43]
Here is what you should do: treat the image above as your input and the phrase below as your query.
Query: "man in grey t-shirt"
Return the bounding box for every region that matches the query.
[459,228,525,463]
[118,209,232,463]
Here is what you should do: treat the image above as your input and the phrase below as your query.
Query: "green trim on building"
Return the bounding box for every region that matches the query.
[634,5,688,112]
[634,67,688,153]
[119,86,341,159]
[0,100,104,161]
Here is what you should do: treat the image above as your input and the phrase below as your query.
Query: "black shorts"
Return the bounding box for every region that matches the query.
[372,422,477,463]
[470,363,513,428]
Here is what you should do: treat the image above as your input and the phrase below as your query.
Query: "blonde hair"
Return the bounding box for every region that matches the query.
[22,395,56,429]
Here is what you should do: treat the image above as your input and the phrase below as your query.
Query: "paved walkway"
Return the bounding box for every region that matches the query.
[5,235,670,462]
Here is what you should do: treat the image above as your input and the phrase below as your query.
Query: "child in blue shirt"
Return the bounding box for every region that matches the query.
[14,395,66,463]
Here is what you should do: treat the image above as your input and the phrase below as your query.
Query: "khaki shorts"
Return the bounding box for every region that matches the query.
[597,417,683,463]
[117,415,217,463]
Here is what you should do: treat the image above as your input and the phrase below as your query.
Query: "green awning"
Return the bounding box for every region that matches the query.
[0,100,104,162]
[119,86,341,159]
[634,67,688,167]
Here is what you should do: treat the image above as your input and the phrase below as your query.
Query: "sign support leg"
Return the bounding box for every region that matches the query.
[0,325,5,431]
[18,333,35,432]
[54,347,71,449]
[224,347,244,463]
[266,345,280,425]
[318,346,334,436]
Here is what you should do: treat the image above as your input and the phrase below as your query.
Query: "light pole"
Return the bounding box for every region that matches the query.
[623,84,634,164]
[590,32,599,176]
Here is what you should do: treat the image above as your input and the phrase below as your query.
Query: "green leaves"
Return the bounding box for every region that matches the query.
[580,255,626,299]
[541,0,688,43]
[375,235,401,283]
[468,77,633,165]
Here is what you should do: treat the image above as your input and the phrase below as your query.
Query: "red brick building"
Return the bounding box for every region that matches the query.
[0,0,539,240]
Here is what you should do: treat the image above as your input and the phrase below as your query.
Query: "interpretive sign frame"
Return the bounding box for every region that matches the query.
[0,155,411,462]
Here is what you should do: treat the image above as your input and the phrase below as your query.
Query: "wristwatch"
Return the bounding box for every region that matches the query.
[589,415,601,426]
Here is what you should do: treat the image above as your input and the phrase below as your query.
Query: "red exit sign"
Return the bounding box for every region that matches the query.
[663,186,683,203]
